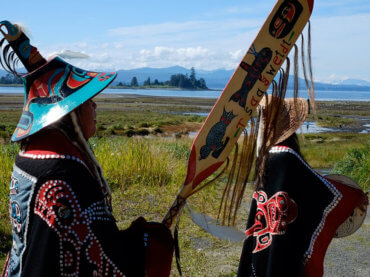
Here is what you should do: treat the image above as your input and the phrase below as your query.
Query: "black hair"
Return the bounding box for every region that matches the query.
[277,132,303,157]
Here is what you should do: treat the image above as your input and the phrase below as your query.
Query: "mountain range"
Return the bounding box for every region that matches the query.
[1,67,370,91]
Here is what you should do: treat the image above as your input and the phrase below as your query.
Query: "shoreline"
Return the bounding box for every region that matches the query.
[0,92,369,103]
[0,93,369,134]
[109,86,218,91]
[1,82,370,92]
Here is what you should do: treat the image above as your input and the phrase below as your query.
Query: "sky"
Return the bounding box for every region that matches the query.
[2,0,370,83]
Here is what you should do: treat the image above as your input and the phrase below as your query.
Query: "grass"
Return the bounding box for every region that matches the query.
[312,114,355,127]
[0,96,369,274]
[95,110,204,137]
[300,133,370,169]
[103,137,245,276]
[1,132,369,275]
[332,144,370,191]
[0,110,20,141]
[0,143,18,270]
[92,137,189,190]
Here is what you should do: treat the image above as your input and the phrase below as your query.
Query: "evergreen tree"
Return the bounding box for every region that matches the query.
[121,68,208,89]
[178,74,185,88]
[198,78,208,89]
[190,67,196,87]
[170,74,179,87]
[0,73,22,84]
[130,76,138,87]
[143,77,151,86]
[167,71,208,89]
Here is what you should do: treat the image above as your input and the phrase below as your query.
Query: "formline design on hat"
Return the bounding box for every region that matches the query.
[0,20,117,142]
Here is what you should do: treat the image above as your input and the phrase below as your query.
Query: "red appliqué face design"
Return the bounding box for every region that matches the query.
[245,190,298,253]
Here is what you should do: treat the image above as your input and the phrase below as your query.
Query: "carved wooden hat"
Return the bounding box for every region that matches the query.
[0,20,116,141]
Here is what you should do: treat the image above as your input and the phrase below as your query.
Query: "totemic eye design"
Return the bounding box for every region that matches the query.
[245,190,298,253]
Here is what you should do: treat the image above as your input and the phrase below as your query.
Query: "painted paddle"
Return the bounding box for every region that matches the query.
[163,0,314,227]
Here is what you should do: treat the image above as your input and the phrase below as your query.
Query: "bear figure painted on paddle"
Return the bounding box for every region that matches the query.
[199,108,236,160]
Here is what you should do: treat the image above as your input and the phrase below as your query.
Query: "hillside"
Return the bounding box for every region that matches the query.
[1,67,370,91]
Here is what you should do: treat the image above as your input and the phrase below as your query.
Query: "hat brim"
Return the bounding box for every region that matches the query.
[259,95,309,145]
[275,97,309,144]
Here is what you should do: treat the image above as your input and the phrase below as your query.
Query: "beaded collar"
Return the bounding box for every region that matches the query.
[20,129,87,168]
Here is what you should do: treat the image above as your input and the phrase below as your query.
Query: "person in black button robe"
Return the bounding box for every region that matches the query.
[237,96,365,277]
[1,20,173,277]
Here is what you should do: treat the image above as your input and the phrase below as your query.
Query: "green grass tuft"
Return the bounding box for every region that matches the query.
[332,145,370,190]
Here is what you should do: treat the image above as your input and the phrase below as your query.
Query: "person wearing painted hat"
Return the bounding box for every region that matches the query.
[0,21,173,277]
[236,95,367,277]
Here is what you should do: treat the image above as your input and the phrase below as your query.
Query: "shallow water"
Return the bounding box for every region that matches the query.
[298,121,335,133]
[1,86,370,101]
[187,120,335,139]
[360,124,370,134]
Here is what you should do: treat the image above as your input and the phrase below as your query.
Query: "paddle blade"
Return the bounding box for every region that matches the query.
[163,0,314,227]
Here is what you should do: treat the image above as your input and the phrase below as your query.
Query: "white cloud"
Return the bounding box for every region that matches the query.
[108,19,262,48]
[135,46,215,68]
[229,49,244,61]
[133,45,246,70]
[95,18,262,70]
[109,21,202,37]
[40,17,261,71]
[113,42,125,49]
[75,42,88,48]
[315,74,350,84]
[51,50,89,59]
[38,10,370,82]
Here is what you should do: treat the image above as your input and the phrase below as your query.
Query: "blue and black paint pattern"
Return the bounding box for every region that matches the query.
[199,108,236,160]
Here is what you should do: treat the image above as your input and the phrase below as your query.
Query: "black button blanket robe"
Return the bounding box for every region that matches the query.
[237,146,363,277]
[2,152,147,277]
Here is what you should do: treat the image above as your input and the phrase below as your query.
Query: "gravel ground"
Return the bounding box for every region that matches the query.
[324,211,369,277]
[185,204,369,276]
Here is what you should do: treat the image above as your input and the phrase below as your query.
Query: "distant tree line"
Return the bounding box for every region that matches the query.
[0,73,22,84]
[117,67,208,89]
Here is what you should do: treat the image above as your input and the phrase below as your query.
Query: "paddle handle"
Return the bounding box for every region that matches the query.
[162,195,187,228]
